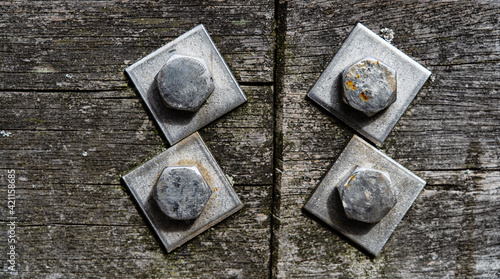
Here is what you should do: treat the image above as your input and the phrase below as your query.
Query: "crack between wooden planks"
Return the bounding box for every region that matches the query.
[270,0,287,278]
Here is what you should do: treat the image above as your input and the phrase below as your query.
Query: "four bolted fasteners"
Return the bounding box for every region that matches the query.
[124,23,429,257]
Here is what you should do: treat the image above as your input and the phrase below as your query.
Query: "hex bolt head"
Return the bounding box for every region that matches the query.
[156,54,215,112]
[154,166,213,221]
[337,166,397,223]
[341,56,397,117]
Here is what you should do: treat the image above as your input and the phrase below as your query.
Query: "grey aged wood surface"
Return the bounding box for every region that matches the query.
[0,1,273,278]
[273,0,499,278]
[0,0,499,278]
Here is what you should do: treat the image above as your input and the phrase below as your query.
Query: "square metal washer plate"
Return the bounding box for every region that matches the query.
[126,24,247,145]
[307,23,431,145]
[303,135,426,256]
[122,132,243,252]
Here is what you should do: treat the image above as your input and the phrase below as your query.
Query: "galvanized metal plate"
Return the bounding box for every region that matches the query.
[307,23,431,145]
[126,24,247,145]
[303,135,426,256]
[122,132,243,253]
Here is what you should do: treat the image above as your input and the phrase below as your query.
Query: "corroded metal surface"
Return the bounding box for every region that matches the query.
[156,55,215,112]
[154,166,213,220]
[307,23,431,145]
[126,24,247,145]
[304,135,426,256]
[122,133,243,252]
[342,56,397,117]
[338,166,397,223]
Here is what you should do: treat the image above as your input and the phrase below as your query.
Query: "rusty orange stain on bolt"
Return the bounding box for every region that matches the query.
[345,80,357,91]
[359,91,370,101]
[347,175,356,187]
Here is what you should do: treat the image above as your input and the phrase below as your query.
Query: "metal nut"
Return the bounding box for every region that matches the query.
[337,166,397,223]
[342,56,397,117]
[154,166,213,220]
[156,54,215,112]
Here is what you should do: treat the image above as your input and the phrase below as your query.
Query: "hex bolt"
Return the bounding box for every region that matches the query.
[156,54,215,112]
[337,166,397,223]
[341,56,397,117]
[154,166,213,220]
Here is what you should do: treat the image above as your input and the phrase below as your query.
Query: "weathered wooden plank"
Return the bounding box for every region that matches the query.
[0,84,273,277]
[0,85,272,186]
[0,1,274,276]
[273,0,500,277]
[201,90,274,186]
[2,0,499,277]
[275,166,500,278]
[0,0,274,91]
[0,185,271,278]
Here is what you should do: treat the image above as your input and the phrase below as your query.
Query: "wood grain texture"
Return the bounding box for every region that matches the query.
[0,0,274,91]
[1,0,500,278]
[273,0,500,278]
[0,185,271,278]
[0,83,273,277]
[0,0,274,273]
